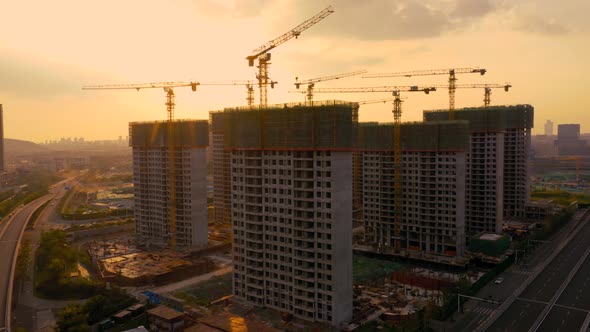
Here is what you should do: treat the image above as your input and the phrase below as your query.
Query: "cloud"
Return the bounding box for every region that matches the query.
[451,0,495,18]
[285,0,507,41]
[233,0,274,17]
[0,51,108,99]
[192,0,273,18]
[513,14,569,35]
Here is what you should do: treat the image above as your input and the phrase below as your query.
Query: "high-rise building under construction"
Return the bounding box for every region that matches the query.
[358,121,469,263]
[219,101,355,326]
[423,105,534,233]
[129,120,209,250]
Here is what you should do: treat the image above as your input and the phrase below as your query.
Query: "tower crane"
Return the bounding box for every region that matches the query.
[246,6,334,107]
[302,85,437,253]
[294,69,367,105]
[555,156,583,183]
[83,81,203,249]
[364,67,486,119]
[430,83,512,108]
[82,81,209,249]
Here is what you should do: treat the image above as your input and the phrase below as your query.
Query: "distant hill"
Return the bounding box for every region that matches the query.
[4,138,50,156]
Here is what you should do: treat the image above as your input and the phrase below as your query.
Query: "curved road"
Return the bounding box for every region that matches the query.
[0,191,58,332]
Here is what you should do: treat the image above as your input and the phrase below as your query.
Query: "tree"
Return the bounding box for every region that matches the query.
[55,304,90,332]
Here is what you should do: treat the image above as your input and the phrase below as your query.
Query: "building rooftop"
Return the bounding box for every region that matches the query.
[147,305,184,321]
[113,310,132,319]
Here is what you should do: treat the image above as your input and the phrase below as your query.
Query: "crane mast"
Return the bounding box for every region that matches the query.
[246,6,334,107]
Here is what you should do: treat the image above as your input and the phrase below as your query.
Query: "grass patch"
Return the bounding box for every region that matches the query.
[532,189,590,206]
[353,254,405,284]
[175,273,232,306]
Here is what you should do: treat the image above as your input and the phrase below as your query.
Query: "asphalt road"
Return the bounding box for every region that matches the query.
[486,214,590,332]
[0,194,54,331]
[441,210,587,332]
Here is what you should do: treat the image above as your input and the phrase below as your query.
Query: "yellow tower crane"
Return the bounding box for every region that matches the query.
[556,156,583,183]
[294,69,367,105]
[83,81,205,249]
[430,83,512,108]
[296,85,436,252]
[364,67,486,119]
[82,79,268,250]
[246,6,334,107]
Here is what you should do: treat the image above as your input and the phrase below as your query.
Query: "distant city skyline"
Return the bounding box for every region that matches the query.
[0,0,589,141]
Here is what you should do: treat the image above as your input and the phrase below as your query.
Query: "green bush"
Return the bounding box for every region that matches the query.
[35,230,98,299]
[55,287,136,330]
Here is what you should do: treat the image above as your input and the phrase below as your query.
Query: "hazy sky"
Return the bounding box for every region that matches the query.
[0,0,588,142]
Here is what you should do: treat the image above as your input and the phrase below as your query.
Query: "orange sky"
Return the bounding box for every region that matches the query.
[0,0,588,142]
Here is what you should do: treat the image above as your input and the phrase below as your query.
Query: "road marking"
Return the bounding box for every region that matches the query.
[554,303,589,313]
[517,297,549,305]
[579,312,590,332]
[476,213,590,332]
[530,231,590,332]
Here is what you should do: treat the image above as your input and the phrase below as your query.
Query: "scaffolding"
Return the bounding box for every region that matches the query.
[223,100,359,150]
[357,121,469,151]
[423,105,534,131]
[129,120,209,148]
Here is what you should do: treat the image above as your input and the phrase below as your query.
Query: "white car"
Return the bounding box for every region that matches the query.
[494,277,504,284]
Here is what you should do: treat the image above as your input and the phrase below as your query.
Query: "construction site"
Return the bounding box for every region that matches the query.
[75,4,543,330]
[88,238,219,286]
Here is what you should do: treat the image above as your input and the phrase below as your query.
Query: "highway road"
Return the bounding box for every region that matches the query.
[0,191,58,332]
[486,212,590,332]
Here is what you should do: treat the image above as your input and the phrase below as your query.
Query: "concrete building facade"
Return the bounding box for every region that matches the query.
[358,121,468,259]
[424,105,534,231]
[223,101,355,326]
[210,112,232,226]
[129,120,208,250]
